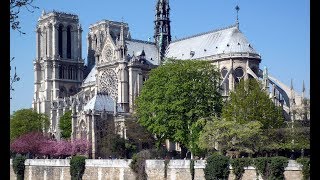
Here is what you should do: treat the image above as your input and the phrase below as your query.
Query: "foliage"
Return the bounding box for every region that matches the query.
[10,132,48,156]
[10,109,49,142]
[296,157,310,180]
[99,121,127,158]
[70,156,86,180]
[59,110,72,139]
[222,79,284,129]
[11,133,89,158]
[253,157,270,180]
[268,156,288,180]
[10,0,39,34]
[130,150,151,180]
[12,155,26,180]
[125,119,156,152]
[231,158,252,180]
[190,159,195,180]
[164,159,170,179]
[204,153,230,180]
[136,59,222,154]
[253,156,288,180]
[198,117,264,155]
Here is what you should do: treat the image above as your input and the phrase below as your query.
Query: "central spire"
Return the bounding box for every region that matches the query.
[154,0,171,62]
[235,5,240,29]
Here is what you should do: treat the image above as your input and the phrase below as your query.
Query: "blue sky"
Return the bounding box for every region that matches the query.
[10,0,310,113]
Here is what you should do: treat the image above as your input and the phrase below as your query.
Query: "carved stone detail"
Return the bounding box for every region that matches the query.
[99,68,118,99]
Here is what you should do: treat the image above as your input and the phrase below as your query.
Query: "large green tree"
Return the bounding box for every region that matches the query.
[222,79,284,129]
[59,110,72,139]
[135,59,222,155]
[199,79,285,155]
[10,109,49,142]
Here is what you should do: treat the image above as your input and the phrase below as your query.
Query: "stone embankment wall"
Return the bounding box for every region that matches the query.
[10,159,303,180]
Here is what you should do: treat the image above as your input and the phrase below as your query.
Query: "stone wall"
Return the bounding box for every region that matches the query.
[10,159,303,180]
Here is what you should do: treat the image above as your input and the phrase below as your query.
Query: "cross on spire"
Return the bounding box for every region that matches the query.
[235,5,240,28]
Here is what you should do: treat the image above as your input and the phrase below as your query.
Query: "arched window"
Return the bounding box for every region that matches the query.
[58,24,63,58]
[68,66,72,79]
[59,66,63,79]
[234,67,244,84]
[94,34,97,49]
[67,26,72,59]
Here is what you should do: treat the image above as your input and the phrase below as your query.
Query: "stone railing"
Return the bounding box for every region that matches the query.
[10,159,303,180]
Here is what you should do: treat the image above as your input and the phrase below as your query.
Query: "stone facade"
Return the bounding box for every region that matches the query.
[10,159,303,180]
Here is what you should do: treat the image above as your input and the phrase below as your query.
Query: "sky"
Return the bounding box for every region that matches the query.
[10,0,310,113]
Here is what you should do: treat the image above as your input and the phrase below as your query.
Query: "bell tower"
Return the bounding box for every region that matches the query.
[154,0,171,62]
[32,10,84,116]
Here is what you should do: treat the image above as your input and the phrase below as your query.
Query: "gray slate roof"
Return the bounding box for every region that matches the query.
[166,24,259,60]
[83,93,124,112]
[126,39,159,65]
[83,65,96,86]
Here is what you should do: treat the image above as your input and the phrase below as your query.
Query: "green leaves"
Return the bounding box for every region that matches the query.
[135,59,222,153]
[59,110,72,139]
[10,108,49,142]
[222,79,284,129]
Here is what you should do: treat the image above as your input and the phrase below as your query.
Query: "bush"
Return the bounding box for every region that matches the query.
[269,156,288,180]
[12,155,26,180]
[253,157,270,179]
[296,157,310,180]
[70,156,86,180]
[130,150,151,180]
[204,153,230,180]
[231,158,252,180]
[253,156,288,180]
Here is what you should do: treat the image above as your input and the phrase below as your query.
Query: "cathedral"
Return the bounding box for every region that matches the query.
[32,0,308,158]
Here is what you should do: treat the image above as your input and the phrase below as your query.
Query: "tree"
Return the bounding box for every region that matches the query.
[222,79,284,129]
[135,59,222,156]
[10,0,39,34]
[59,110,72,139]
[10,132,48,156]
[198,117,264,155]
[199,79,285,155]
[10,109,49,142]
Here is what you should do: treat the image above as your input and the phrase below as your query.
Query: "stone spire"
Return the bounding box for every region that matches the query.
[154,0,171,62]
[302,80,305,99]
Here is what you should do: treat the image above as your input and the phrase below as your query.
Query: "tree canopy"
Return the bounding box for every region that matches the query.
[222,79,284,129]
[135,59,222,154]
[10,109,49,142]
[199,79,285,155]
[59,110,72,139]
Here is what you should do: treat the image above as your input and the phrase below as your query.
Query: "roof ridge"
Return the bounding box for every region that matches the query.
[127,38,156,45]
[171,24,237,43]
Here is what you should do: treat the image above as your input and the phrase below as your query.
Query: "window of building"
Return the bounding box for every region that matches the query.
[67,26,72,59]
[58,24,63,58]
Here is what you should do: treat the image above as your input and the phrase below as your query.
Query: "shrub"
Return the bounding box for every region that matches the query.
[269,156,288,180]
[12,155,26,180]
[253,157,270,180]
[130,150,151,180]
[231,158,252,180]
[70,156,86,180]
[204,153,230,180]
[296,157,310,180]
